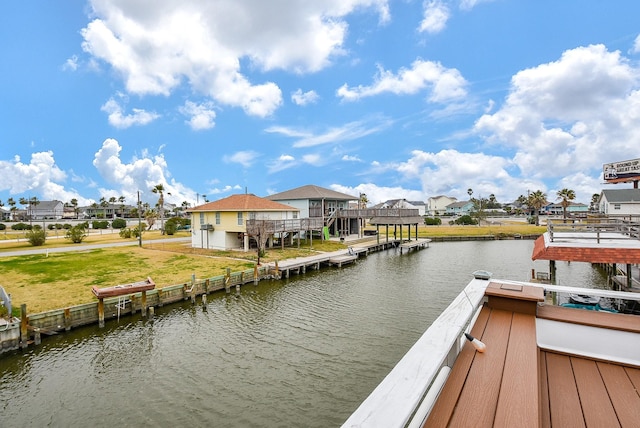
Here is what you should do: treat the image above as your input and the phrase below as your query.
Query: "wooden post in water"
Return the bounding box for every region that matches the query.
[64,308,72,331]
[254,265,259,284]
[141,291,147,317]
[225,268,231,293]
[20,303,29,348]
[98,298,105,328]
[148,306,155,320]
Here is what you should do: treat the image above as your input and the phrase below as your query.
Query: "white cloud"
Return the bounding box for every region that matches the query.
[291,89,320,106]
[0,152,95,205]
[267,154,296,173]
[342,154,363,162]
[266,118,392,148]
[419,1,450,34]
[180,100,217,130]
[337,59,467,102]
[81,1,391,118]
[474,44,640,193]
[459,0,494,11]
[63,55,79,71]
[223,150,260,168]
[631,34,640,54]
[331,183,424,205]
[92,138,201,205]
[100,97,159,128]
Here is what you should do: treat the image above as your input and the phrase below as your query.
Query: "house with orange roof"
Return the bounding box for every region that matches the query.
[188,193,300,251]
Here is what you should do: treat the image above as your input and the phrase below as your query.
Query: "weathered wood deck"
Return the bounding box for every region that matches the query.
[398,238,431,254]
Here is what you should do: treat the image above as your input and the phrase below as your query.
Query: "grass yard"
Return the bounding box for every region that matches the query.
[0,222,544,314]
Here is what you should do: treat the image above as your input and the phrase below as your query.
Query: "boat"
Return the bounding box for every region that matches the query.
[561,302,618,312]
[569,293,600,305]
[343,219,640,427]
[91,277,156,298]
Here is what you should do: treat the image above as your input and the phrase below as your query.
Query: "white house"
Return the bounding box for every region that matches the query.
[427,195,457,216]
[598,189,640,217]
[188,193,300,251]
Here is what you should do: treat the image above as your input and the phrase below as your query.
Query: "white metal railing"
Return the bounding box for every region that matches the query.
[547,218,640,242]
[342,278,640,427]
[342,277,488,428]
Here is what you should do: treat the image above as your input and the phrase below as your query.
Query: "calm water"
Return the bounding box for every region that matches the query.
[0,240,607,427]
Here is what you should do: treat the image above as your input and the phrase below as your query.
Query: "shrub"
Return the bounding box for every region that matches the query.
[65,225,87,243]
[164,222,177,235]
[12,223,32,231]
[424,217,442,226]
[454,215,477,225]
[111,218,127,229]
[0,223,5,231]
[26,228,47,246]
[92,220,110,229]
[119,228,132,239]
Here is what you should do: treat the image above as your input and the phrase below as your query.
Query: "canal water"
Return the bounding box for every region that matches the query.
[0,240,607,427]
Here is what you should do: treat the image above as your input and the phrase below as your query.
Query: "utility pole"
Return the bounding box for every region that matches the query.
[137,191,142,247]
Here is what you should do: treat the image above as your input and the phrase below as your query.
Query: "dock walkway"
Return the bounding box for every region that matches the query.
[266,236,429,278]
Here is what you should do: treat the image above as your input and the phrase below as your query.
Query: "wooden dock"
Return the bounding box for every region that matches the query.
[267,239,427,278]
[398,239,431,254]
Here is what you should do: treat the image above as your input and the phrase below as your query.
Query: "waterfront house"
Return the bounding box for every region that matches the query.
[541,201,589,217]
[598,189,640,218]
[25,200,64,220]
[427,195,457,216]
[445,200,474,216]
[265,184,358,236]
[188,193,300,251]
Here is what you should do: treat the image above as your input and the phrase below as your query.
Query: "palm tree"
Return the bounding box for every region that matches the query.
[527,190,547,226]
[152,184,166,234]
[108,196,117,218]
[118,196,126,218]
[99,197,108,219]
[7,197,16,221]
[70,198,78,219]
[556,188,576,220]
[590,193,600,213]
[359,193,368,209]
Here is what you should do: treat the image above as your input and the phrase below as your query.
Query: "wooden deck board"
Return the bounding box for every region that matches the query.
[597,363,640,427]
[422,305,492,428]
[571,358,620,428]
[545,352,586,428]
[539,350,551,428]
[493,312,538,427]
[447,309,513,427]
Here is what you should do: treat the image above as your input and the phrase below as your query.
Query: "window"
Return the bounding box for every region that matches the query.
[237,212,243,225]
[215,212,220,224]
[614,204,621,210]
[199,212,205,225]
[293,212,298,219]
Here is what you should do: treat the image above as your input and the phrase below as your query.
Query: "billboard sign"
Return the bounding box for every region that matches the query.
[603,158,640,183]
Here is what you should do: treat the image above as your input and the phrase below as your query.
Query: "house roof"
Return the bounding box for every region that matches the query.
[600,189,640,203]
[531,233,640,264]
[265,185,357,201]
[189,194,299,212]
[446,201,473,209]
[28,200,63,210]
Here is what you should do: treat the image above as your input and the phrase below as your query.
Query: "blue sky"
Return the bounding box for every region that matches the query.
[2,0,640,209]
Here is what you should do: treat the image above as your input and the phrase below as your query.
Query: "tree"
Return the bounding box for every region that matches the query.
[556,188,576,220]
[109,196,117,218]
[527,190,547,226]
[99,197,108,219]
[152,184,167,234]
[7,197,16,220]
[118,196,126,217]
[359,193,368,209]
[26,228,46,246]
[70,198,79,219]
[590,193,600,213]
[65,224,87,243]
